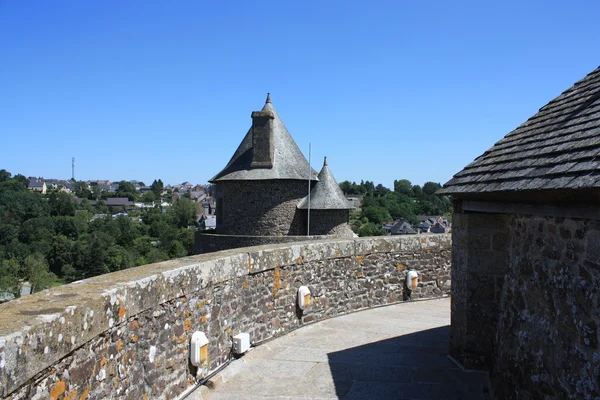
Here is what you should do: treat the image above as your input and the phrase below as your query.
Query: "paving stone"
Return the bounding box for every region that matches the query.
[190,299,489,400]
[240,359,317,378]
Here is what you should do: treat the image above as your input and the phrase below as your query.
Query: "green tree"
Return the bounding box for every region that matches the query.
[0,224,17,246]
[115,181,138,201]
[73,181,91,198]
[412,185,423,198]
[0,189,50,224]
[22,253,56,293]
[85,236,109,277]
[150,179,164,199]
[61,264,78,282]
[48,235,72,275]
[172,198,196,228]
[18,217,55,259]
[0,258,21,298]
[374,184,389,197]
[394,179,413,195]
[362,180,375,194]
[361,206,391,225]
[422,182,442,196]
[146,248,169,264]
[133,236,153,255]
[178,227,194,253]
[12,174,29,188]
[141,191,157,204]
[0,169,11,182]
[49,192,75,216]
[105,245,133,272]
[358,223,386,237]
[167,240,187,258]
[73,211,91,235]
[90,185,102,200]
[114,216,140,247]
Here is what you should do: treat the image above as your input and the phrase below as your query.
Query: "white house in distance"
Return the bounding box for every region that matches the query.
[27,179,47,194]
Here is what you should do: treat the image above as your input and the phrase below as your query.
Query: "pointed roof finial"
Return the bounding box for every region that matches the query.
[266,93,271,104]
[323,156,328,167]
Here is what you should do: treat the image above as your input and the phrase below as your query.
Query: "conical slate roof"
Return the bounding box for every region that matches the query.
[298,157,353,210]
[209,94,318,182]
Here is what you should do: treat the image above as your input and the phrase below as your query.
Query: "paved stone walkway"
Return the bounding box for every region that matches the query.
[190,298,490,400]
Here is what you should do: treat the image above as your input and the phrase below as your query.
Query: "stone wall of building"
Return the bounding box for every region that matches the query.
[492,215,600,399]
[450,211,508,370]
[216,180,309,236]
[308,209,353,237]
[452,210,600,399]
[0,234,450,400]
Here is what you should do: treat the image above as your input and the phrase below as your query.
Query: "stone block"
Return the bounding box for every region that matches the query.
[585,228,600,264]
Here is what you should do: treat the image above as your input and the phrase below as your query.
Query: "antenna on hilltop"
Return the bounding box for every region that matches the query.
[72,157,75,181]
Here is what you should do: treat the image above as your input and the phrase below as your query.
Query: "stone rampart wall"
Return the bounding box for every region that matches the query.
[0,234,451,400]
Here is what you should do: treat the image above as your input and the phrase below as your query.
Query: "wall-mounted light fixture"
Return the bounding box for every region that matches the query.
[190,331,209,366]
[233,332,250,354]
[406,270,418,290]
[298,286,311,310]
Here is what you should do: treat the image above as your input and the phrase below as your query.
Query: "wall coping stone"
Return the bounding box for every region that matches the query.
[0,233,450,396]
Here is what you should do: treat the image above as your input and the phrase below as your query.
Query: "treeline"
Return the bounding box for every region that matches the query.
[0,171,196,300]
[73,179,165,203]
[339,179,451,236]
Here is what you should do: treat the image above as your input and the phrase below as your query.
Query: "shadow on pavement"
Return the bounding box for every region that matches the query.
[327,325,490,400]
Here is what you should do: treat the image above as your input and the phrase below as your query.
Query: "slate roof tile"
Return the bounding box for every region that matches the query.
[297,158,353,210]
[440,66,600,194]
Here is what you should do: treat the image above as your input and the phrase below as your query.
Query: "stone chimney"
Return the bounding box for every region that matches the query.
[250,94,275,168]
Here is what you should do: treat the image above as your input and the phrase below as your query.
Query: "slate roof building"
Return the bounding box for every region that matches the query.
[199,94,353,252]
[388,219,417,235]
[27,179,46,194]
[441,66,600,399]
[105,197,135,209]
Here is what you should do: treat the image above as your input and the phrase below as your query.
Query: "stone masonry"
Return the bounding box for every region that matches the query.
[194,232,328,254]
[494,215,600,399]
[450,211,508,370]
[216,180,308,236]
[0,234,450,400]
[308,209,353,238]
[451,210,600,399]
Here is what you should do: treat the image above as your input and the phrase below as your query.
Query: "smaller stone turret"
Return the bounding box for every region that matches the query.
[298,157,354,237]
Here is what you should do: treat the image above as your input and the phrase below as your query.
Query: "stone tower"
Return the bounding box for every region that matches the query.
[298,157,354,237]
[198,94,354,252]
[209,94,318,236]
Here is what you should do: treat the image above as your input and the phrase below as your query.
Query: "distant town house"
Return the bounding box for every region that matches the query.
[198,214,216,230]
[388,219,417,235]
[416,215,451,233]
[27,179,46,194]
[105,197,135,210]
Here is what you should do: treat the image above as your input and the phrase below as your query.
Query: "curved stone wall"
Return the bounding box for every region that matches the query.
[0,234,451,400]
[216,180,309,236]
[308,209,353,237]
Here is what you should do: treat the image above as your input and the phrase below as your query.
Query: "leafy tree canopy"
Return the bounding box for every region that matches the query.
[340,178,451,237]
[0,172,198,301]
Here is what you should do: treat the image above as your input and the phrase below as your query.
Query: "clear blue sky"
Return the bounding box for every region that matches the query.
[1,1,599,188]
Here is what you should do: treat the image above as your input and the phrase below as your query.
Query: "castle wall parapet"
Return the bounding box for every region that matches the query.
[0,234,451,399]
